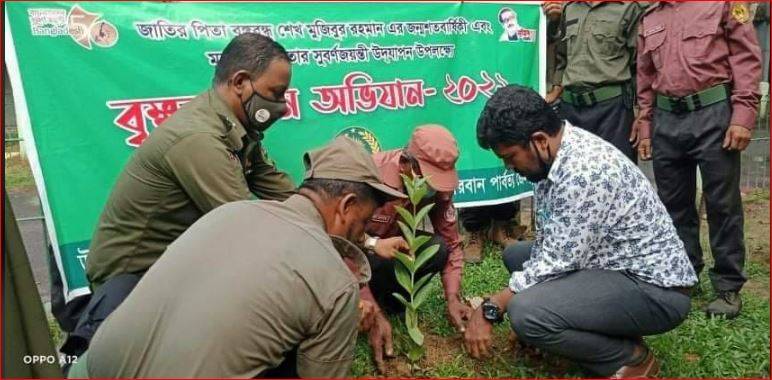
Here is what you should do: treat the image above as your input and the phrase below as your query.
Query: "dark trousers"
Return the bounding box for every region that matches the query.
[256,347,299,378]
[502,242,691,376]
[459,202,520,232]
[366,234,449,314]
[59,274,141,359]
[652,100,746,292]
[558,93,636,162]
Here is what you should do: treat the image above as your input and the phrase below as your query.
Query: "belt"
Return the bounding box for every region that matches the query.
[656,84,729,114]
[561,85,623,107]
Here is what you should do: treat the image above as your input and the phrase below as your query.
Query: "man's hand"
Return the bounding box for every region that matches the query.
[358,300,377,331]
[447,296,472,333]
[545,85,563,104]
[367,312,394,373]
[629,124,640,149]
[638,138,652,161]
[542,1,563,21]
[722,125,752,152]
[463,307,494,359]
[372,237,409,260]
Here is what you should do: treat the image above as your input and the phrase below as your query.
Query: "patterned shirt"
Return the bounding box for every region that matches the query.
[509,124,697,293]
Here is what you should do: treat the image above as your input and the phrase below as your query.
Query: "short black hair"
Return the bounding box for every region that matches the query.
[476,84,562,150]
[299,178,388,208]
[213,33,290,85]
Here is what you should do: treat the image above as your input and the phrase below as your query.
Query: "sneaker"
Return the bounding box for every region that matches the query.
[489,220,526,248]
[706,291,742,319]
[463,230,485,264]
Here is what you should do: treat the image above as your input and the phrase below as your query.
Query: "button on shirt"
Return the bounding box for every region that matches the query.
[509,124,698,293]
[636,2,762,139]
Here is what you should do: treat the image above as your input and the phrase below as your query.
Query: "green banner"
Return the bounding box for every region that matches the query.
[5,1,542,300]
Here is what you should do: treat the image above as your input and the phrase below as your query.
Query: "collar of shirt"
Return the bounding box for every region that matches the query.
[545,121,575,183]
[284,194,372,285]
[205,88,249,152]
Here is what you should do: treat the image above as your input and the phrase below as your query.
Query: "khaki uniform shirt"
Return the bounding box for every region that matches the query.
[554,1,646,90]
[86,195,364,378]
[86,89,295,287]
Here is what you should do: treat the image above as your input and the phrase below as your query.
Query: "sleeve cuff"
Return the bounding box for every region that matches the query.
[508,271,527,293]
[730,108,757,130]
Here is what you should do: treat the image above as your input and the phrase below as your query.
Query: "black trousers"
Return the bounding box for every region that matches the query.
[59,274,141,359]
[503,242,691,376]
[558,92,636,162]
[459,202,520,232]
[652,100,746,292]
[366,234,450,314]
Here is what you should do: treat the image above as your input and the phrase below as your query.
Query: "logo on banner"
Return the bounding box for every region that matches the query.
[497,7,535,43]
[28,5,119,49]
[337,127,382,154]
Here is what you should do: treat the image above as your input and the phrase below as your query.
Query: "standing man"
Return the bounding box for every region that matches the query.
[67,137,405,378]
[636,2,762,318]
[464,85,697,377]
[547,1,646,161]
[63,33,296,356]
[360,125,472,372]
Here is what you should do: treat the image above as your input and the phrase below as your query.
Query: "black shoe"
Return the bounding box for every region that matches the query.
[706,291,742,319]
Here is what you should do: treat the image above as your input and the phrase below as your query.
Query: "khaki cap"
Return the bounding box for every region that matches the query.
[304,136,406,199]
[406,124,459,192]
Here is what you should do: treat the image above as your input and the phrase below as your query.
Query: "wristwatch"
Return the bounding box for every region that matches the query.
[481,297,504,324]
[364,236,379,251]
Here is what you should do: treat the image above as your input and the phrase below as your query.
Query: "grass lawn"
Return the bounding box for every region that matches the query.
[351,191,770,378]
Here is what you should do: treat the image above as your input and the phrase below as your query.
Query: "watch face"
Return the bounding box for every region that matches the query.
[482,303,500,321]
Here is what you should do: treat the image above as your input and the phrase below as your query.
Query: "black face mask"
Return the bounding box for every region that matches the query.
[242,80,287,132]
[524,139,552,183]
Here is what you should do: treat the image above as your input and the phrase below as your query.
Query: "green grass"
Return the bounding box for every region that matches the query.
[5,155,36,191]
[352,231,770,377]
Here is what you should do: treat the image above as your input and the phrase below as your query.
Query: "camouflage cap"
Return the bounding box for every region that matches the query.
[304,136,406,199]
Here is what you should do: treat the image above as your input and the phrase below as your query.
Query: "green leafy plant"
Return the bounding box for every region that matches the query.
[392,173,440,363]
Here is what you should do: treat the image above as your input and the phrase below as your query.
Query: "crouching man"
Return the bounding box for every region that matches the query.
[463,85,697,378]
[66,136,404,378]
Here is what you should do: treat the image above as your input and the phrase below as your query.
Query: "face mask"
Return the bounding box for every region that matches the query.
[524,139,552,183]
[242,80,287,132]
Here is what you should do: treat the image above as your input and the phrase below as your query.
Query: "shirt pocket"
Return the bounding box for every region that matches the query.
[562,21,580,55]
[681,23,719,58]
[642,26,666,69]
[589,20,623,57]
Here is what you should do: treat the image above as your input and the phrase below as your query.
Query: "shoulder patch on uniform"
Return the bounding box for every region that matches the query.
[444,206,456,223]
[731,3,750,24]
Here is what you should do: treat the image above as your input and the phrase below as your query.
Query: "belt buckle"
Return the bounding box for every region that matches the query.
[669,98,688,114]
[573,92,587,107]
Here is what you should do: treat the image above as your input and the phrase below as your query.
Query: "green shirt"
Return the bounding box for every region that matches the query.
[554,1,646,90]
[86,195,365,378]
[86,89,295,287]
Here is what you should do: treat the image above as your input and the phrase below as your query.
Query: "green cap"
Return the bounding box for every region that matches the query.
[304,136,406,199]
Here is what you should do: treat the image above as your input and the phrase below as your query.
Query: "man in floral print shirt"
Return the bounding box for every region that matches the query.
[463,85,697,378]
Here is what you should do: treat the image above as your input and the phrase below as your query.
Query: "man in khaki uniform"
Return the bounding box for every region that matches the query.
[66,137,405,378]
[61,33,296,357]
[547,1,646,161]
